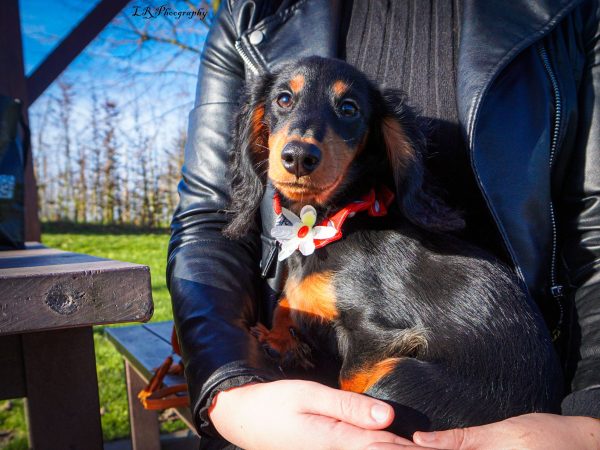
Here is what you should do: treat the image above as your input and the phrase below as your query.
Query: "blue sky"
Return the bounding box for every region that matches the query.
[21,0,213,178]
[20,0,211,103]
[21,0,102,74]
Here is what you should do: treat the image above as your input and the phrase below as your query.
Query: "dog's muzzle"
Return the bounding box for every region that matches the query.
[280,141,322,177]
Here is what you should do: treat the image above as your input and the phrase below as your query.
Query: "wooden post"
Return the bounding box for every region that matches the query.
[22,327,103,450]
[0,0,41,242]
[0,335,26,400]
[125,361,161,450]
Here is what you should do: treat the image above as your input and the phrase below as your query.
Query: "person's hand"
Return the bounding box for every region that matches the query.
[400,413,600,450]
[208,379,418,450]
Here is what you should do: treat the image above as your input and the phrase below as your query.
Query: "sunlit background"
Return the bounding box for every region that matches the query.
[25,0,213,226]
[1,2,216,448]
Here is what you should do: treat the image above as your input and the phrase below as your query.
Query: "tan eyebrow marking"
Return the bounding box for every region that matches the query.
[332,80,349,97]
[289,74,305,94]
[251,104,266,154]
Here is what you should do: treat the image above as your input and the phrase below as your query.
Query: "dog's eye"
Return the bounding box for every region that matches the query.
[340,100,358,117]
[276,93,293,108]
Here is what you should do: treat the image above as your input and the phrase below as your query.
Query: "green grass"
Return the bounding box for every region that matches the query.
[0,223,186,449]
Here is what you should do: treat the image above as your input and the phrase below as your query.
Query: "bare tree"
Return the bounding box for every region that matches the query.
[75,128,88,222]
[102,100,120,224]
[89,89,103,223]
[28,0,220,227]
[164,127,186,219]
[32,96,55,221]
[56,81,75,220]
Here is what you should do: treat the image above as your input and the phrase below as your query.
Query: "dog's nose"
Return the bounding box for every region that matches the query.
[280,142,321,177]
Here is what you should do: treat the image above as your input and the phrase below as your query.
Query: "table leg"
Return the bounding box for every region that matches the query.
[125,361,161,450]
[22,327,103,450]
[0,335,26,400]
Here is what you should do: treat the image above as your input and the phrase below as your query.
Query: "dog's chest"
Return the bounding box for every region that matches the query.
[283,269,338,324]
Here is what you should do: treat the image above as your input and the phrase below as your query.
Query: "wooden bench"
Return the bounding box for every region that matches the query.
[106,321,200,450]
[0,242,153,450]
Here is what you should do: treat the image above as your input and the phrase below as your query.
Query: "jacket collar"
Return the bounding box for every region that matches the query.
[235,0,342,74]
[457,0,582,148]
[240,0,581,141]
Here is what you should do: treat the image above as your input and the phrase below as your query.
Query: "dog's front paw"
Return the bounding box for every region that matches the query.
[250,323,314,369]
[250,322,270,340]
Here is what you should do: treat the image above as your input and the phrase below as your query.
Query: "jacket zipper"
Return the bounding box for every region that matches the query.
[537,44,564,340]
[261,245,277,278]
[235,40,260,75]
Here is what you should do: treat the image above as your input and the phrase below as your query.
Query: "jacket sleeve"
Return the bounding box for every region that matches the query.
[559,0,600,418]
[167,1,280,437]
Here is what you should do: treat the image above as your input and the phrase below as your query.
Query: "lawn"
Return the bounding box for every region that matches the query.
[0,223,186,449]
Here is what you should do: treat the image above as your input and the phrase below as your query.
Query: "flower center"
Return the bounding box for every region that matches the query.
[297,225,310,238]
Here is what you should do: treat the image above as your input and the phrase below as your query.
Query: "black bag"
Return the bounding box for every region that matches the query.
[0,95,27,250]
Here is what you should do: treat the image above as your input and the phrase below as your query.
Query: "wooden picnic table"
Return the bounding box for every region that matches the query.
[0,242,153,450]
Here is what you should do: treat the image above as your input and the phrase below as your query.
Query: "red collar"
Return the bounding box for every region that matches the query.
[273,186,395,249]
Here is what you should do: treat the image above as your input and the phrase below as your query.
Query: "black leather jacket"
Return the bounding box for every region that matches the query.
[168,0,600,436]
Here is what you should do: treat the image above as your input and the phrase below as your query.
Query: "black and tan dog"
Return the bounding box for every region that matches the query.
[223,56,563,437]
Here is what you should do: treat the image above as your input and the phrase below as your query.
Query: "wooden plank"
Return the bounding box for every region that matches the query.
[23,327,103,450]
[107,323,197,433]
[0,251,153,335]
[106,323,182,386]
[26,0,131,103]
[0,335,26,400]
[144,321,197,431]
[144,317,198,427]
[0,243,55,258]
[0,252,107,269]
[126,361,161,450]
[0,0,41,242]
[0,258,143,274]
[145,321,175,343]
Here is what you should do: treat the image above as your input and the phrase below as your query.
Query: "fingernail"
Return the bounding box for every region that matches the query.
[371,403,390,423]
[414,431,437,443]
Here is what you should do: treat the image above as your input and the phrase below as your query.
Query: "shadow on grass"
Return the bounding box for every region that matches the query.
[42,221,170,236]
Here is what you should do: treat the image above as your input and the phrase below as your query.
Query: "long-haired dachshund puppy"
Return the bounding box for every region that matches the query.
[223,56,563,437]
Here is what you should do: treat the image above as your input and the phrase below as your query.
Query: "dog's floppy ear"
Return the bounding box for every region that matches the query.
[377,89,464,232]
[223,74,274,239]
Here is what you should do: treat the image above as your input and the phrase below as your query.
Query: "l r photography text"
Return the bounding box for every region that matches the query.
[132,4,208,20]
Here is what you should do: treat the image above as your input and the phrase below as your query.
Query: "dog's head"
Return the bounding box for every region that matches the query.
[224,56,463,238]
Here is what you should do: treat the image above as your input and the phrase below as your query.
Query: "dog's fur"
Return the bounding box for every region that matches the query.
[224,56,563,437]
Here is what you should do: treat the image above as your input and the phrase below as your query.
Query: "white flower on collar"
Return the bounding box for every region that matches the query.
[271,205,337,260]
